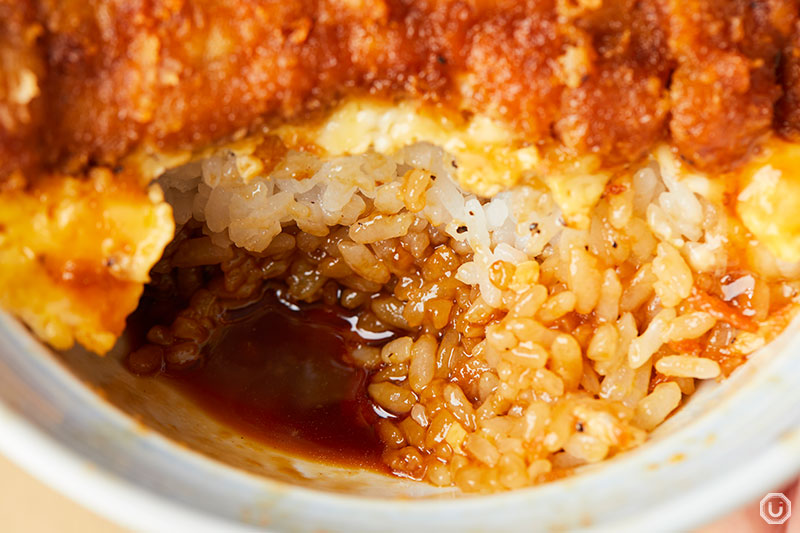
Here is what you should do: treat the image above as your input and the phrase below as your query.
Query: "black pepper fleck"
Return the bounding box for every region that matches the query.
[456,226,468,234]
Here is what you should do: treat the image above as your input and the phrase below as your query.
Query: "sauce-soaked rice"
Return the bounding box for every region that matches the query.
[123,140,800,491]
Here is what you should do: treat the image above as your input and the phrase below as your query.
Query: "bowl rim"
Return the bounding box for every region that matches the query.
[1,311,800,532]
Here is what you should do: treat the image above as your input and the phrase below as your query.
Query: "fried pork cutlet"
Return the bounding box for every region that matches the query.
[1,0,800,353]
[5,0,800,178]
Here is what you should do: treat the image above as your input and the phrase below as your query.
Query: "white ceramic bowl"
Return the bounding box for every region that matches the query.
[1,310,799,532]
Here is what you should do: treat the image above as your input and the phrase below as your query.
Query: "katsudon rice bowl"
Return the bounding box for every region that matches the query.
[2,0,800,529]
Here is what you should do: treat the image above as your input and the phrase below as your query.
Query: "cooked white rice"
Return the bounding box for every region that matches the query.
[141,136,800,491]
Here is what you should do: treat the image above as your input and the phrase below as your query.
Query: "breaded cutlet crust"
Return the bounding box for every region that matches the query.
[2,0,800,183]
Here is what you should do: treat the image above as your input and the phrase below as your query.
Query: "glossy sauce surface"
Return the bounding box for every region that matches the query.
[161,293,388,469]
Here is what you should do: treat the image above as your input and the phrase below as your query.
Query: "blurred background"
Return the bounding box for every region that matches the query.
[0,453,122,532]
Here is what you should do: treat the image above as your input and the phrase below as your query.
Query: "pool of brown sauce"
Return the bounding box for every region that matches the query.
[127,290,393,470]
